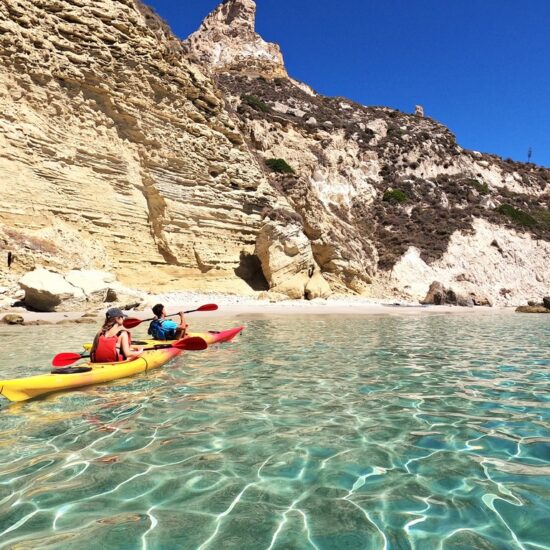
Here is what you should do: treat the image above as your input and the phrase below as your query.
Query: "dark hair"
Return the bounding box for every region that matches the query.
[152,304,164,318]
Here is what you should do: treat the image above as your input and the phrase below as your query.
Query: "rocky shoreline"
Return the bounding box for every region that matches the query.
[0,294,522,327]
[2,266,549,326]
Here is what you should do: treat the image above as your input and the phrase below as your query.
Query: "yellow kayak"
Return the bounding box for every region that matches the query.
[0,327,243,403]
[0,347,183,402]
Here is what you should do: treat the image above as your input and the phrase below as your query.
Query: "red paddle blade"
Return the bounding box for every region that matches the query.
[123,317,142,329]
[196,304,218,312]
[173,336,208,351]
[52,352,87,367]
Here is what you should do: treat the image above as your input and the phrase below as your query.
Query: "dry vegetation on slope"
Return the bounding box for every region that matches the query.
[219,74,550,282]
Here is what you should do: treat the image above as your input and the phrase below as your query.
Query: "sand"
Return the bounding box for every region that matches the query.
[2,292,515,325]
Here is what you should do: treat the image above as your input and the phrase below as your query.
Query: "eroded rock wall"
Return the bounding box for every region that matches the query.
[390,218,550,306]
[0,0,277,287]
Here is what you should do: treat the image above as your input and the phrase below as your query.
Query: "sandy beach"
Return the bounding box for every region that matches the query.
[4,292,515,324]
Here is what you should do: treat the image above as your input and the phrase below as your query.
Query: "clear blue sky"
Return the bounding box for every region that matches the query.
[145,0,550,167]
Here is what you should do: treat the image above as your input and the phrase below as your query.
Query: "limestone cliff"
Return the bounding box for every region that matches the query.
[0,0,549,306]
[217,74,550,304]
[0,0,281,295]
[197,0,550,305]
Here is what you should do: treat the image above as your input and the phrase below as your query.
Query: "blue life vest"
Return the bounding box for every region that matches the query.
[148,319,177,340]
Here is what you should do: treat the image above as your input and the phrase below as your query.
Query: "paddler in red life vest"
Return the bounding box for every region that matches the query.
[148,304,188,340]
[90,307,144,363]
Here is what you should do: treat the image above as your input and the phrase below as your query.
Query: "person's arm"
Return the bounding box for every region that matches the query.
[177,312,189,336]
[120,331,143,359]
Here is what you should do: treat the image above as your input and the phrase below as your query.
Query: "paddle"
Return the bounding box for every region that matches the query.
[51,336,208,368]
[122,303,218,329]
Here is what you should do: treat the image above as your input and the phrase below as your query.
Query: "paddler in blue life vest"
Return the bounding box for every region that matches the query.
[90,307,144,363]
[148,304,188,340]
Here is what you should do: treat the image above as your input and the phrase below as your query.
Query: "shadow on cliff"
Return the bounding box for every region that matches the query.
[234,252,269,291]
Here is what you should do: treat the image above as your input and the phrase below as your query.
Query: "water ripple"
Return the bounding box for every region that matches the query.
[0,314,549,549]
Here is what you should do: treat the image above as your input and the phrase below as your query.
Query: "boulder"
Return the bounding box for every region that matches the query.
[455,294,474,307]
[543,296,550,310]
[2,314,24,325]
[103,284,145,309]
[272,273,310,300]
[65,270,116,303]
[421,281,487,307]
[255,222,313,288]
[255,221,331,300]
[118,300,142,311]
[470,293,492,307]
[19,268,85,312]
[516,305,550,313]
[421,281,446,305]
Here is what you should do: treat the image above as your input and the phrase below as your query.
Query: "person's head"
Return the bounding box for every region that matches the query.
[152,304,165,319]
[93,308,128,352]
[105,307,127,327]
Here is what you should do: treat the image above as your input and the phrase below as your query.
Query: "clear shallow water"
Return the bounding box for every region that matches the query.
[0,313,549,549]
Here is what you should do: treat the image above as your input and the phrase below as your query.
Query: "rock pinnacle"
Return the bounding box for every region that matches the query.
[183,0,287,78]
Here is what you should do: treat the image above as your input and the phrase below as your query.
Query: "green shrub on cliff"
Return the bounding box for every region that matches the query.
[383,189,407,204]
[242,94,270,113]
[266,158,295,174]
[496,204,537,227]
[466,178,490,195]
[534,209,550,228]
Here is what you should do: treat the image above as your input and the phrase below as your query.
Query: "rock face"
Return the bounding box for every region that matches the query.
[217,71,550,304]
[1,0,549,306]
[391,219,549,306]
[0,0,277,291]
[183,0,287,79]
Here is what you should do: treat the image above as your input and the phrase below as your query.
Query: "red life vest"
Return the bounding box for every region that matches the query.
[91,330,131,363]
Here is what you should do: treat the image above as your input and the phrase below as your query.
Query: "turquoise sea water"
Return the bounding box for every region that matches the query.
[0,313,549,549]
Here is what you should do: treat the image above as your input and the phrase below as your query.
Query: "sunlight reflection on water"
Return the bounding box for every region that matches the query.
[0,313,549,549]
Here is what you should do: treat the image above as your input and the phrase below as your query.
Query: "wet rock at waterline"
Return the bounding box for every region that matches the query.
[515,305,550,313]
[2,314,24,325]
[516,297,550,313]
